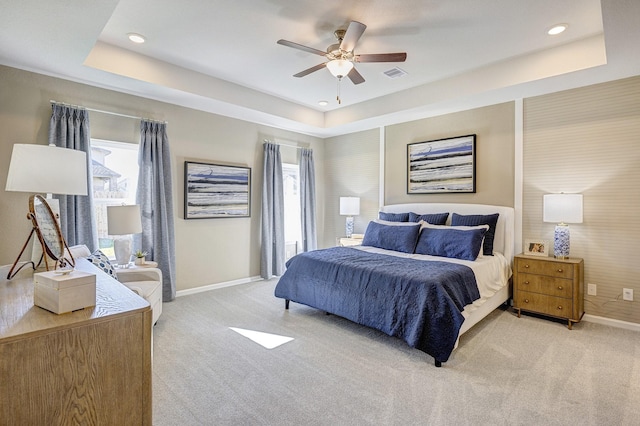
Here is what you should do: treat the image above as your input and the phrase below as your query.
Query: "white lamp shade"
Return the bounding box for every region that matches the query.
[340,197,360,216]
[5,144,88,195]
[543,193,583,224]
[326,59,354,78]
[107,205,142,235]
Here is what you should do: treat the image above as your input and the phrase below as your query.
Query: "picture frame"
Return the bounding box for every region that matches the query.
[407,134,476,194]
[184,161,251,219]
[524,239,549,257]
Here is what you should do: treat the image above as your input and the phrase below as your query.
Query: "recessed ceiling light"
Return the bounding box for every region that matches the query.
[547,24,568,35]
[318,100,328,106]
[127,33,146,43]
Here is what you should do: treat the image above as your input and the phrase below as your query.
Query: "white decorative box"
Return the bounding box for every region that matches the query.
[33,270,96,314]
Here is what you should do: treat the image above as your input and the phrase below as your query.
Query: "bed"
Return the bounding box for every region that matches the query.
[274,203,514,367]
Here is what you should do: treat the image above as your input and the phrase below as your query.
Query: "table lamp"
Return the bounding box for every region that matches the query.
[107,205,142,268]
[543,193,583,259]
[5,144,88,278]
[339,197,360,238]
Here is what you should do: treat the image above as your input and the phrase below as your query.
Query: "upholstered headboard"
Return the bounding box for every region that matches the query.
[380,203,515,262]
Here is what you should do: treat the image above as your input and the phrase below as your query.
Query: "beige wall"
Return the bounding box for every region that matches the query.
[322,103,516,247]
[523,75,640,324]
[323,129,380,247]
[0,65,324,292]
[384,102,515,207]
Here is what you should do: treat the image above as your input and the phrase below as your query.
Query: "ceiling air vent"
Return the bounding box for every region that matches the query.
[383,67,407,79]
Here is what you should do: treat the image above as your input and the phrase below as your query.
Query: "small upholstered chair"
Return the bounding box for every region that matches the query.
[67,245,163,325]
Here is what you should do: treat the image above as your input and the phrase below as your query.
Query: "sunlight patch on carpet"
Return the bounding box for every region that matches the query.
[229,327,294,349]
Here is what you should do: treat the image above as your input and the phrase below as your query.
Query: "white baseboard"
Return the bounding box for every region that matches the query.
[582,314,640,332]
[176,276,263,297]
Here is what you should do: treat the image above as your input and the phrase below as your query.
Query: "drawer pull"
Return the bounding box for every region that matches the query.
[524,281,530,285]
[557,286,563,290]
[524,265,530,268]
[557,269,563,273]
[524,299,529,303]
[557,306,563,310]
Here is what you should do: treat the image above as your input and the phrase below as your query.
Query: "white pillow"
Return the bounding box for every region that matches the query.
[374,218,426,227]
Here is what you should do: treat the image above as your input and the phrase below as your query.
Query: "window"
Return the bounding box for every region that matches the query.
[282,163,301,260]
[90,139,139,258]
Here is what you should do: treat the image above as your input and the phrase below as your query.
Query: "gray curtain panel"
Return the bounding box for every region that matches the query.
[49,104,98,251]
[260,142,285,279]
[299,148,317,252]
[136,120,177,301]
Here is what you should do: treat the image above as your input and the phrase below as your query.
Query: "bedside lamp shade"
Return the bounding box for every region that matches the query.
[340,197,360,238]
[543,193,583,259]
[107,205,142,267]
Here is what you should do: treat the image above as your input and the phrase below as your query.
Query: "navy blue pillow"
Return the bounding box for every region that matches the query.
[408,212,449,225]
[378,212,409,222]
[451,213,499,256]
[414,226,487,261]
[362,221,421,253]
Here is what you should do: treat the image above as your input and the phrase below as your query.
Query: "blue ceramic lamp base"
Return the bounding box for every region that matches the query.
[554,224,570,259]
[345,216,354,238]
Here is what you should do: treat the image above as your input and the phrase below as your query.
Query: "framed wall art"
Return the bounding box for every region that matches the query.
[184,161,251,219]
[524,239,549,257]
[407,134,476,194]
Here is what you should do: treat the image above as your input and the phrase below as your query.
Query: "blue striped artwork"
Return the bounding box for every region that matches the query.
[185,161,251,218]
[407,135,476,193]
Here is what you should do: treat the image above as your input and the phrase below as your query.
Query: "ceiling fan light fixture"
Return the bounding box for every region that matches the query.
[326,59,354,78]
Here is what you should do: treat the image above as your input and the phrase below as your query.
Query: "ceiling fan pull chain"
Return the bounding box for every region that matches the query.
[337,77,342,104]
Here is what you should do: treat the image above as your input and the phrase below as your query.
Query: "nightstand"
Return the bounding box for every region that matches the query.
[513,254,584,329]
[338,237,363,247]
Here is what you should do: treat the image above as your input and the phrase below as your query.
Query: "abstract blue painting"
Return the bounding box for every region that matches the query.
[407,134,476,194]
[184,161,251,219]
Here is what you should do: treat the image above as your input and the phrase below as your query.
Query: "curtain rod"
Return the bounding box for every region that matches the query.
[50,100,167,124]
[263,139,310,150]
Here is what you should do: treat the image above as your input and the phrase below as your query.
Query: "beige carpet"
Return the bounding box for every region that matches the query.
[152,279,640,425]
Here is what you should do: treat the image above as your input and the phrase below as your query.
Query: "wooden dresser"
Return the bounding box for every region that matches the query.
[513,254,584,329]
[0,259,152,425]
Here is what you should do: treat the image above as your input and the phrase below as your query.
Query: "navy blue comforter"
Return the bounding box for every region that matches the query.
[274,247,480,363]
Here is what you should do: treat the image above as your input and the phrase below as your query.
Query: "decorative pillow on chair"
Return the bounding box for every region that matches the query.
[378,211,410,222]
[86,250,117,278]
[451,213,499,256]
[408,212,449,225]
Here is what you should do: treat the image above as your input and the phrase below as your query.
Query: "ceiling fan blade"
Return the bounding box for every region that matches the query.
[277,39,327,56]
[347,67,365,85]
[340,21,367,52]
[355,52,407,63]
[293,63,327,78]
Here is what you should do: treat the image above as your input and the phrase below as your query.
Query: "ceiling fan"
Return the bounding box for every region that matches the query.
[277,21,407,102]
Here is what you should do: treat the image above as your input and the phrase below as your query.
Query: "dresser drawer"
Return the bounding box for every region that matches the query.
[515,273,573,298]
[516,258,573,279]
[515,290,572,320]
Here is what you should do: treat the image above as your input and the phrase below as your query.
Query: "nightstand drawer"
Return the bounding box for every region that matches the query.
[516,258,573,279]
[516,273,573,298]
[515,291,572,319]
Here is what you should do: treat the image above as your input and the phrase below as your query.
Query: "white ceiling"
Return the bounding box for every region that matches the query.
[1,0,639,137]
